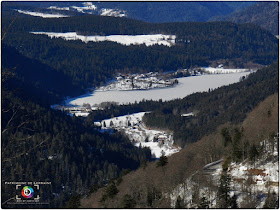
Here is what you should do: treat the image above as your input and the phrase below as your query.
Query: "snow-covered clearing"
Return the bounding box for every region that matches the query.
[202,67,250,74]
[48,2,126,17]
[48,6,71,11]
[16,10,69,18]
[67,72,251,107]
[100,8,126,17]
[30,32,176,47]
[94,112,180,158]
[71,4,97,13]
[48,2,97,13]
[181,112,194,117]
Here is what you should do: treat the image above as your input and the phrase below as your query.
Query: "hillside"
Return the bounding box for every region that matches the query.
[2,11,278,95]
[80,93,278,208]
[212,1,279,35]
[142,62,279,147]
[1,69,152,208]
[94,2,254,23]
[1,2,279,208]
[2,44,80,105]
[5,1,255,22]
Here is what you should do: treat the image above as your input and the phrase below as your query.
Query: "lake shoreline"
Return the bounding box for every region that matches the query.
[65,72,251,107]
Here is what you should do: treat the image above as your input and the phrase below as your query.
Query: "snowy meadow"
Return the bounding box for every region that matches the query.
[31,32,176,47]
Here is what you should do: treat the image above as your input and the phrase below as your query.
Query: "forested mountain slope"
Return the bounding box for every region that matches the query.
[5,1,255,23]
[1,71,152,208]
[2,44,80,104]
[1,3,279,208]
[93,1,254,23]
[143,62,278,147]
[85,62,278,148]
[2,13,278,95]
[81,92,278,208]
[212,1,279,35]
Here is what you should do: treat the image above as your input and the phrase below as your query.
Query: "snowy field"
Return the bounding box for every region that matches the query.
[48,2,97,13]
[16,10,69,18]
[100,8,126,17]
[67,72,251,107]
[31,32,176,47]
[94,112,180,158]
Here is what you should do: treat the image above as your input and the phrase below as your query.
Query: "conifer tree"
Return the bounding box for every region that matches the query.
[217,162,231,208]
[156,154,168,167]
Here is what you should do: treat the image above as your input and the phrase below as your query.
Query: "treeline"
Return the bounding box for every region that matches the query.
[2,11,278,95]
[143,62,279,147]
[1,77,151,208]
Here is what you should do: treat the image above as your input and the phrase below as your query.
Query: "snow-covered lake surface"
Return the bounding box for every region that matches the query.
[67,72,251,106]
[31,32,176,47]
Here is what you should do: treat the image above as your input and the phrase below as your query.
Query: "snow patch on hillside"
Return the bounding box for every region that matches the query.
[16,9,69,18]
[100,8,126,17]
[202,67,250,74]
[48,2,97,14]
[31,32,176,47]
[48,6,70,11]
[48,2,127,17]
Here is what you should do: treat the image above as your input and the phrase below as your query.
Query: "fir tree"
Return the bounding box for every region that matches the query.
[217,163,232,208]
[156,154,168,167]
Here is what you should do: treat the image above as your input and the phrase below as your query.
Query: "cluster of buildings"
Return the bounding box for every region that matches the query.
[94,112,180,158]
[97,72,178,91]
[51,104,102,117]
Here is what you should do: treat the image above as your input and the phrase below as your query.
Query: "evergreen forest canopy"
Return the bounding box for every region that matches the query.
[1,3,279,208]
[93,1,255,23]
[213,1,279,35]
[2,12,278,99]
[1,69,152,208]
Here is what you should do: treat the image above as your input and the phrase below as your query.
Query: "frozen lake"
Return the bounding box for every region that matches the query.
[66,72,251,106]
